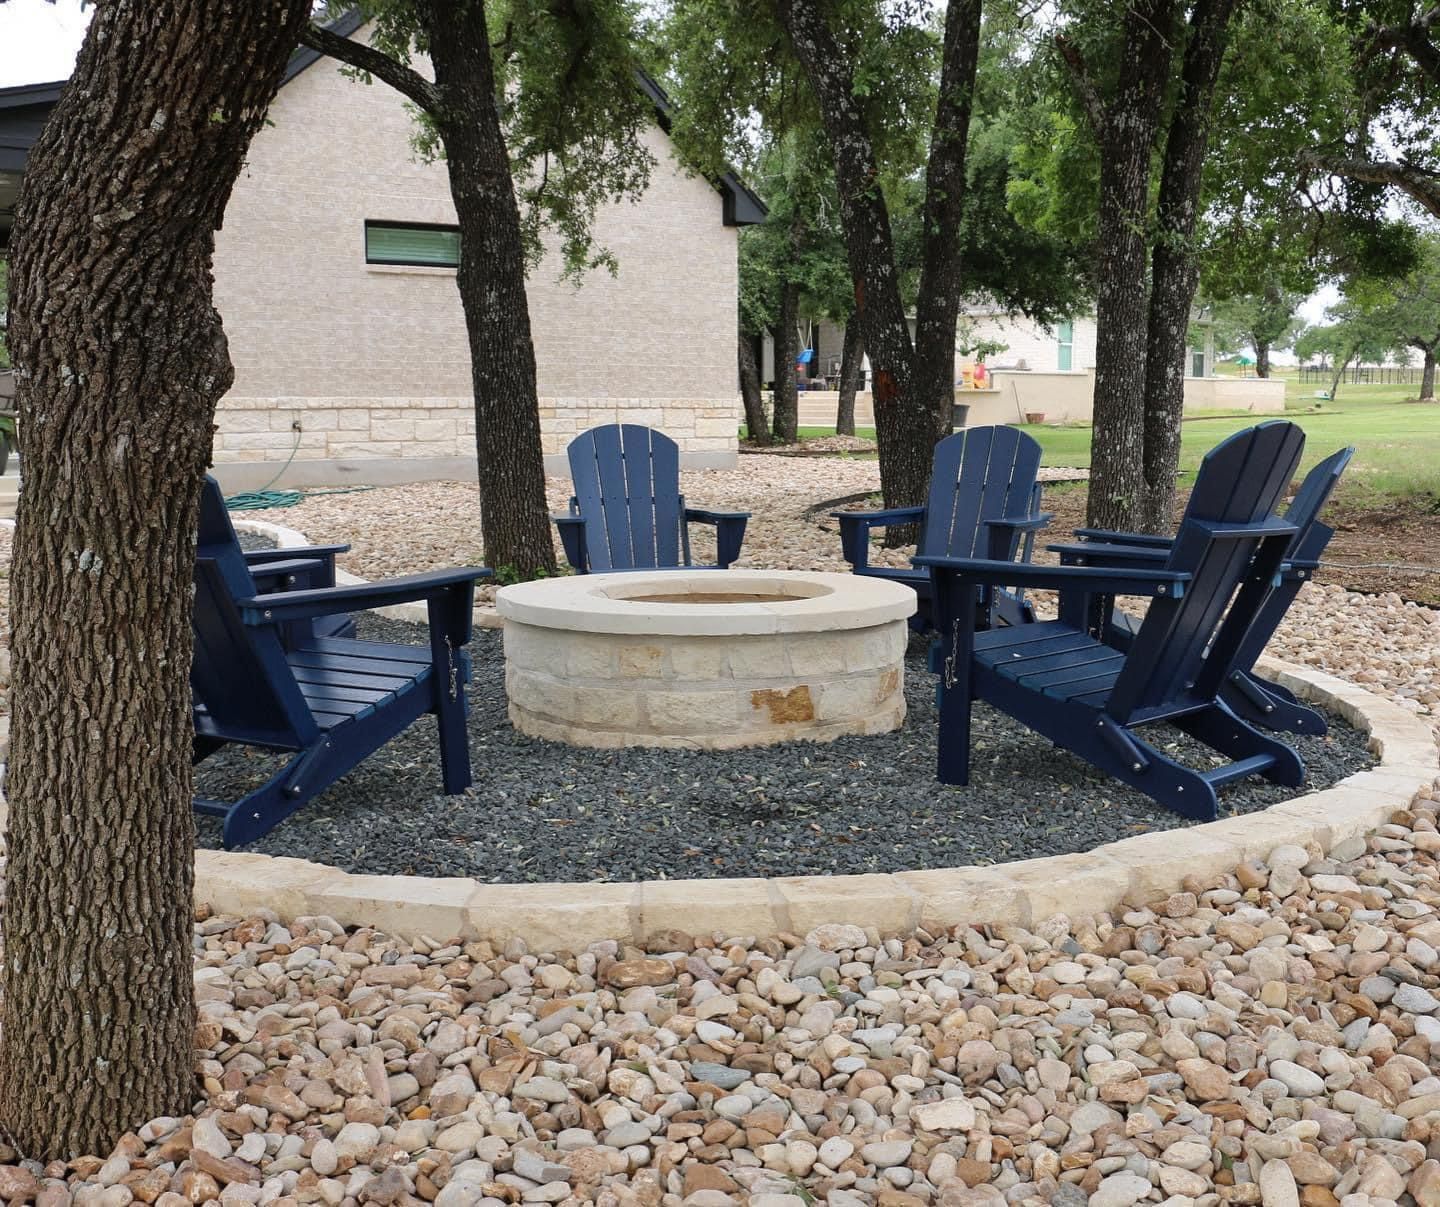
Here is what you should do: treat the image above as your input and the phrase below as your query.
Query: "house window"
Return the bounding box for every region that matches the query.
[1056,320,1074,370]
[364,221,461,268]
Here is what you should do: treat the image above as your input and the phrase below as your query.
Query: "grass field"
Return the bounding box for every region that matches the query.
[783,369,1440,505]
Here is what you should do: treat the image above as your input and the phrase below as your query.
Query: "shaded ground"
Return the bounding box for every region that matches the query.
[195,618,1374,879]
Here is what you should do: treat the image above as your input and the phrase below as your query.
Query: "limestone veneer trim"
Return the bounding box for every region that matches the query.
[188,651,1440,948]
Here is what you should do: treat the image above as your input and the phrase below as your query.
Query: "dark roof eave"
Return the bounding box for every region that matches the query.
[634,67,766,227]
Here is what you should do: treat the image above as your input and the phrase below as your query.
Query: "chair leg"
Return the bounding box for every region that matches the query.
[1172,701,1305,787]
[1223,672,1328,736]
[933,575,975,787]
[435,682,472,795]
[430,638,473,795]
[214,757,320,848]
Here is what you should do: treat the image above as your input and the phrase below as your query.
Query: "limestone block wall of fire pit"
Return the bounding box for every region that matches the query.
[496,570,917,749]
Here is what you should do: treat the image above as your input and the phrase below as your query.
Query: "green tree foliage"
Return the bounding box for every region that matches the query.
[1201,289,1305,375]
[1341,233,1440,398]
[1301,0,1440,217]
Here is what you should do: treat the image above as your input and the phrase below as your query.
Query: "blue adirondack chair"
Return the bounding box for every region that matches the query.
[917,421,1308,820]
[1047,446,1354,735]
[227,507,357,643]
[193,475,491,847]
[555,424,750,572]
[835,426,1051,630]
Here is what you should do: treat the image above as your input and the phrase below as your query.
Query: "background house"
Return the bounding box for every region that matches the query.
[789,304,1281,427]
[0,28,762,485]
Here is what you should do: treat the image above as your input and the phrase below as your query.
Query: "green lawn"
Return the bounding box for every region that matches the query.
[785,372,1439,505]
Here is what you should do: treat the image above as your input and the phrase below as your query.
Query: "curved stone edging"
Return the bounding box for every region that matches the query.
[192,653,1439,950]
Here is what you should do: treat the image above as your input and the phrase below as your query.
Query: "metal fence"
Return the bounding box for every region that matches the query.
[1299,364,1418,385]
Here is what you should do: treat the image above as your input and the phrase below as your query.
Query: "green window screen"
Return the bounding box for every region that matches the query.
[365,222,460,267]
[1057,320,1074,371]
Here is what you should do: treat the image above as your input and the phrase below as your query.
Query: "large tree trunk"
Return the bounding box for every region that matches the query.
[1,0,310,1160]
[739,334,771,441]
[1255,341,1271,378]
[775,0,981,544]
[836,319,864,436]
[1060,0,1178,532]
[774,0,926,512]
[1137,0,1241,534]
[423,5,555,577]
[910,0,984,446]
[772,284,801,443]
[1421,346,1436,401]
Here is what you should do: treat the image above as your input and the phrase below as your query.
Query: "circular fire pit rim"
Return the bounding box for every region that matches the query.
[494,568,916,635]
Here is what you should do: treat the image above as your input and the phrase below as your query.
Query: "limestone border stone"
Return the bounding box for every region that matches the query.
[183,518,1439,946]
[184,654,1437,948]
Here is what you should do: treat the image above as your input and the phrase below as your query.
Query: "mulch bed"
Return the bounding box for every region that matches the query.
[194,617,1373,882]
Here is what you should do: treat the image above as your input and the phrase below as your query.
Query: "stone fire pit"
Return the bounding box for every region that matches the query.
[496,569,916,749]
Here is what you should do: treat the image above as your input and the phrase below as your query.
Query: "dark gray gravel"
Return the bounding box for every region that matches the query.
[194,616,1376,881]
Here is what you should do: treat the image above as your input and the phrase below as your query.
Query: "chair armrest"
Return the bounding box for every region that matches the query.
[684,507,751,522]
[982,512,1053,533]
[833,505,926,526]
[553,513,588,572]
[1048,540,1170,567]
[834,506,925,570]
[1072,527,1174,548]
[240,567,492,623]
[242,543,350,564]
[914,555,1192,597]
[247,557,331,583]
[685,509,749,568]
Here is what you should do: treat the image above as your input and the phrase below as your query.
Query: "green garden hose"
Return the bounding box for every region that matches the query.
[222,426,378,511]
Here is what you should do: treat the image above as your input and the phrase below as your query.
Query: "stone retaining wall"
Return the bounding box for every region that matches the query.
[210,396,741,488]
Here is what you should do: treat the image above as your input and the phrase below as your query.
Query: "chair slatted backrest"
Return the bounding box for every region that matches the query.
[1106,422,1306,722]
[192,477,318,748]
[1282,446,1354,558]
[568,425,685,571]
[918,427,1043,561]
[1227,444,1353,670]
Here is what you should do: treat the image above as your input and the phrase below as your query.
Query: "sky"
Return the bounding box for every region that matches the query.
[0,0,88,88]
[0,0,1352,359]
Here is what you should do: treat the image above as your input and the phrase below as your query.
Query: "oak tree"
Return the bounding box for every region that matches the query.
[0,0,313,1158]
[306,0,654,577]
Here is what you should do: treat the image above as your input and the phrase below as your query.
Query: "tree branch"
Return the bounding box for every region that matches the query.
[1054,34,1105,135]
[1300,149,1440,220]
[1368,6,1440,86]
[299,21,441,114]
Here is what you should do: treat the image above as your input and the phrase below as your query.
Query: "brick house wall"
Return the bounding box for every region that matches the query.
[209,43,740,487]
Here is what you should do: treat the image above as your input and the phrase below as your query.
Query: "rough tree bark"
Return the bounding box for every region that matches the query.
[774,0,981,522]
[836,320,864,436]
[911,0,984,443]
[302,10,555,578]
[1,0,311,1160]
[1254,340,1272,378]
[739,334,771,442]
[1059,0,1179,532]
[1137,0,1242,534]
[1410,336,1440,400]
[772,284,801,443]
